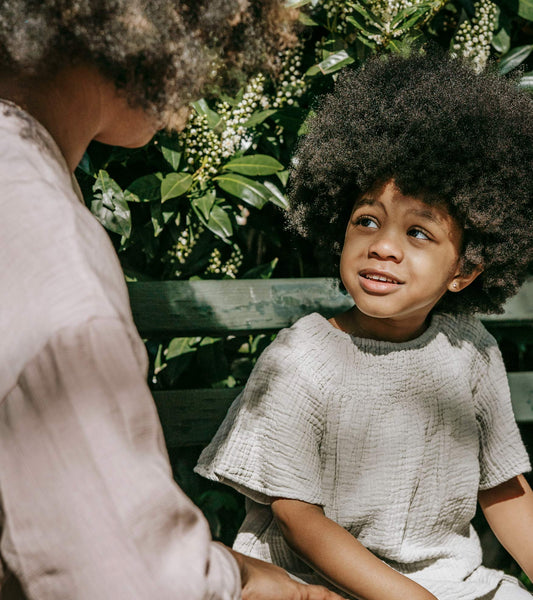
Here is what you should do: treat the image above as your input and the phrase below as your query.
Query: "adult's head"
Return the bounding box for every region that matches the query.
[0,0,295,126]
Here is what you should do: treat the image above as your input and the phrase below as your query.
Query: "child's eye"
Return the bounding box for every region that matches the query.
[355,216,378,229]
[408,228,430,240]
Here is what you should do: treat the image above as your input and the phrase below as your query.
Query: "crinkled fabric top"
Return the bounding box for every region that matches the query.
[196,312,531,600]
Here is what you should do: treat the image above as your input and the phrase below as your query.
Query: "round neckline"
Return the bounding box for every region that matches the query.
[311,311,442,351]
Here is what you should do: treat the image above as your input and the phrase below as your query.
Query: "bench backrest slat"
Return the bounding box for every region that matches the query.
[129,278,352,336]
[128,277,533,446]
[153,373,533,447]
[129,278,533,337]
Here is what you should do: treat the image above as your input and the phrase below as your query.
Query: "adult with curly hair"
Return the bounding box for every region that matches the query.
[197,52,533,600]
[0,2,344,600]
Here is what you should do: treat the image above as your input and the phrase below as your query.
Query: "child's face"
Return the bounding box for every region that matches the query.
[339,180,477,338]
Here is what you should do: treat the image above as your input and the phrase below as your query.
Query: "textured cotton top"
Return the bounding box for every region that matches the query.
[196,312,531,600]
[0,100,240,600]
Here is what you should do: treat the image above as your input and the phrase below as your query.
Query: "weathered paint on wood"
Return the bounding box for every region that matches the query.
[128,278,533,336]
[153,371,533,448]
[129,278,533,447]
[509,372,533,423]
[128,278,351,336]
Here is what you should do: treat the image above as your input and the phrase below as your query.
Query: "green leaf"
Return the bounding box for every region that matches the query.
[165,337,196,360]
[285,0,313,7]
[192,190,216,221]
[392,4,432,30]
[223,154,284,176]
[93,170,124,210]
[390,3,424,27]
[263,181,289,209]
[356,32,378,50]
[305,63,321,77]
[160,173,193,203]
[498,44,533,74]
[91,170,131,237]
[499,0,533,21]
[317,50,355,75]
[299,12,319,26]
[77,151,94,176]
[270,107,307,133]
[191,99,223,130]
[206,205,233,240]
[276,170,290,186]
[349,1,385,27]
[243,109,277,128]
[346,14,382,35]
[517,0,533,20]
[161,146,181,170]
[241,257,279,279]
[519,71,533,90]
[125,174,162,203]
[215,173,274,209]
[459,0,476,17]
[150,202,174,237]
[492,26,511,54]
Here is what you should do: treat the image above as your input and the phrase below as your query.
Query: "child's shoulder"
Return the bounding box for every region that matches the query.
[276,312,346,351]
[259,312,345,373]
[435,312,497,352]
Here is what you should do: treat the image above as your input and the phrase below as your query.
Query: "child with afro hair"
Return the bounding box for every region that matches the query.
[197,51,533,600]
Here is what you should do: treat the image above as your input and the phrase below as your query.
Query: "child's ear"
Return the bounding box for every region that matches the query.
[448,264,483,293]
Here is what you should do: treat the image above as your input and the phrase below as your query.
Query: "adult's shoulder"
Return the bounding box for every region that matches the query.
[0,100,71,187]
[0,103,135,397]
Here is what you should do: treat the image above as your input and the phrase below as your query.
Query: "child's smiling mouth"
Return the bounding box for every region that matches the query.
[358,270,405,294]
[359,270,404,285]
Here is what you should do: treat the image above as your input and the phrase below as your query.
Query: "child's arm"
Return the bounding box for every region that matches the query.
[271,498,437,600]
[478,474,533,579]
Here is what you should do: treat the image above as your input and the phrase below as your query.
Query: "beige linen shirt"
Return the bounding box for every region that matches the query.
[0,100,240,600]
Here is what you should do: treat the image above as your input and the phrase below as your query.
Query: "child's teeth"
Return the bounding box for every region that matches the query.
[368,274,392,282]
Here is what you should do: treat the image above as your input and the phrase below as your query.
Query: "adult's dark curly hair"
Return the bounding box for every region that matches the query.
[0,0,296,122]
[288,51,533,315]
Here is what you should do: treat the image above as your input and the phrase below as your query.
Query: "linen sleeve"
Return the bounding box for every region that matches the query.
[195,327,326,506]
[0,318,240,600]
[473,340,531,490]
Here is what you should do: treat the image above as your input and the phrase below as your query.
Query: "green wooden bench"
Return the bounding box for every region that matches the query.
[127,277,533,450]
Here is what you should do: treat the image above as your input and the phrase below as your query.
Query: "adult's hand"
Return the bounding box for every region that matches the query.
[225,546,344,600]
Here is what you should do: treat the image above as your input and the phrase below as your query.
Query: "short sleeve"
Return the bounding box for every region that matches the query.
[473,341,531,490]
[195,326,326,506]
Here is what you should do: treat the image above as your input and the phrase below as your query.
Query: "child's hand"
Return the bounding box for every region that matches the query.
[228,547,344,600]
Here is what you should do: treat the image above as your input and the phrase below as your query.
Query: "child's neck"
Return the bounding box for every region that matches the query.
[329,306,430,343]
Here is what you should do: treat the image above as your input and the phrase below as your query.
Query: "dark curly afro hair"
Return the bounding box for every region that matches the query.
[0,0,296,122]
[288,51,533,315]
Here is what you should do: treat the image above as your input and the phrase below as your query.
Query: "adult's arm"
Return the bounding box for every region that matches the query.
[271,498,437,600]
[0,317,240,600]
[478,474,533,580]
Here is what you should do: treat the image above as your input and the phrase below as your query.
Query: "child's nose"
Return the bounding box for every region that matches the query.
[368,230,404,262]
